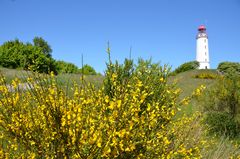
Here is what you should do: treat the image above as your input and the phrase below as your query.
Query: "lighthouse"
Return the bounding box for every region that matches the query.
[196,25,210,69]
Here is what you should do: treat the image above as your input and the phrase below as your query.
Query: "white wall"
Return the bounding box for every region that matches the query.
[196,36,210,69]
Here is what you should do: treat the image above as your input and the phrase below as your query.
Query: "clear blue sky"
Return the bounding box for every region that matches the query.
[1,0,240,73]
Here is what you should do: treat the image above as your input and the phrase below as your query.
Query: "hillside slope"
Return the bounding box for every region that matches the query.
[170,69,218,99]
[169,69,219,115]
[0,67,104,86]
[1,67,218,91]
[0,67,32,83]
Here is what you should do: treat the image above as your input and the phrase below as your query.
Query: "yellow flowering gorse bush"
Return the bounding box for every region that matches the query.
[0,58,208,158]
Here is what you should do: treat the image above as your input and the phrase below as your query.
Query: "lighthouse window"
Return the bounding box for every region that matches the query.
[204,39,206,43]
[205,59,207,62]
[205,45,206,49]
[205,52,207,55]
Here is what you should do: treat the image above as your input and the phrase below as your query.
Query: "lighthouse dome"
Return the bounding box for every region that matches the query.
[198,25,206,31]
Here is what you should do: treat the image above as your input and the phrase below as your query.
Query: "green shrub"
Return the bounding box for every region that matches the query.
[204,112,239,138]
[104,57,172,112]
[199,72,240,115]
[55,60,79,74]
[198,71,240,138]
[79,64,97,75]
[171,61,199,75]
[217,62,240,75]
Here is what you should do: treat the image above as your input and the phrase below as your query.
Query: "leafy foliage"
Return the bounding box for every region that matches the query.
[0,39,24,68]
[79,64,97,75]
[0,38,98,75]
[217,62,240,75]
[0,39,56,74]
[33,37,52,58]
[0,56,207,158]
[199,71,240,137]
[201,75,240,117]
[203,112,239,138]
[171,61,199,75]
[55,60,79,74]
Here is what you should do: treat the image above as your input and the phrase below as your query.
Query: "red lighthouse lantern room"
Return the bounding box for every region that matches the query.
[198,25,206,32]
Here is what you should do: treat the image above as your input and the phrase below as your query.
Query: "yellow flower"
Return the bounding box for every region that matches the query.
[30,141,35,146]
[160,77,164,82]
[109,101,114,110]
[125,147,130,152]
[111,73,117,79]
[147,103,151,111]
[96,134,102,147]
[117,100,122,108]
[105,95,109,103]
[129,144,136,151]
[102,146,111,156]
[67,113,71,120]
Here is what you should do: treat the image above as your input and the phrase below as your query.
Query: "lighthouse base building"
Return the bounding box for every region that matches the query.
[196,25,210,69]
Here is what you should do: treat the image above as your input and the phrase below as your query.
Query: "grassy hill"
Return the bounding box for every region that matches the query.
[169,69,219,115]
[0,67,217,92]
[0,67,32,83]
[171,69,218,98]
[0,67,104,87]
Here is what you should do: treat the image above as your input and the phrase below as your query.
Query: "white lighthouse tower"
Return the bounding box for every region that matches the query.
[196,25,210,69]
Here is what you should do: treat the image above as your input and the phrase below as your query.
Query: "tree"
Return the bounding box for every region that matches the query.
[0,39,57,74]
[55,60,79,74]
[24,45,57,74]
[33,37,52,58]
[79,64,97,75]
[0,39,24,68]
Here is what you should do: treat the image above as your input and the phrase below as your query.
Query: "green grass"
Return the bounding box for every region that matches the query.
[0,67,33,84]
[0,67,217,95]
[0,67,104,87]
[171,69,219,117]
[170,69,218,99]
[56,73,104,88]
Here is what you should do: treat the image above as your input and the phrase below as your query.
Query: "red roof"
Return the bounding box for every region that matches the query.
[198,25,206,31]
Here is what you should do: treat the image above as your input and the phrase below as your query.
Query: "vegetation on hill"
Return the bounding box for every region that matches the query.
[217,61,240,75]
[0,53,212,158]
[79,64,97,75]
[170,61,199,75]
[169,69,218,99]
[172,66,240,139]
[199,70,240,138]
[33,37,53,58]
[193,72,218,79]
[0,38,97,75]
[0,42,240,158]
[0,39,56,73]
[0,67,103,88]
[55,60,79,74]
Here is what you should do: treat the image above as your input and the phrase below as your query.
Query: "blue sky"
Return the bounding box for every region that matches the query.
[1,0,240,73]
